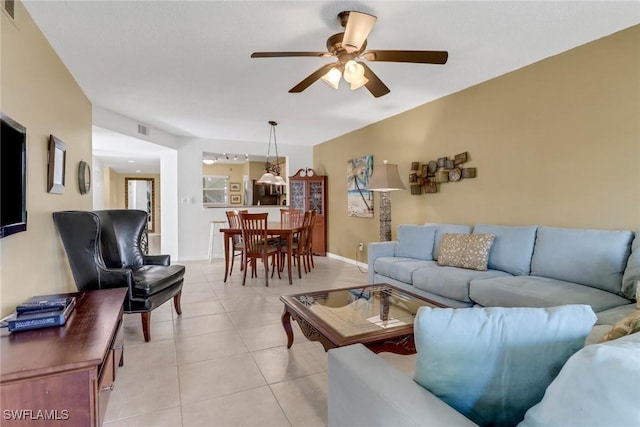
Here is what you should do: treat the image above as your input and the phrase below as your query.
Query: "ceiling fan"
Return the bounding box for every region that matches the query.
[251,11,448,98]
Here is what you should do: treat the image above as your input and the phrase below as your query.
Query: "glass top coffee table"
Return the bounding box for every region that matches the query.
[280,283,446,355]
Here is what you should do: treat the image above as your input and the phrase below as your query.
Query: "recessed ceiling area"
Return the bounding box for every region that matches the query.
[92,126,172,174]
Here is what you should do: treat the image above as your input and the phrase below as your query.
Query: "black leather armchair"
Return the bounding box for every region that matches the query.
[53,210,185,342]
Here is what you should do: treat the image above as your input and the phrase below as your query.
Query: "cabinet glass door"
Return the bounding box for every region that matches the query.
[290,180,306,211]
[309,181,324,215]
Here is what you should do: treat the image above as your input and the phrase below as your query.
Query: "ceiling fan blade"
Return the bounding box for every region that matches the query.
[343,11,377,53]
[363,50,448,64]
[251,52,331,58]
[360,62,390,98]
[289,63,337,93]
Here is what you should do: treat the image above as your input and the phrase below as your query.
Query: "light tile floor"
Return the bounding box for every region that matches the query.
[104,256,416,427]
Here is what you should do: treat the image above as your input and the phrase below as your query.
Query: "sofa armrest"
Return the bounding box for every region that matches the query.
[367,241,397,284]
[328,344,477,427]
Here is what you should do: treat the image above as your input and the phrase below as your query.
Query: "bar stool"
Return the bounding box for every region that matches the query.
[208,220,227,262]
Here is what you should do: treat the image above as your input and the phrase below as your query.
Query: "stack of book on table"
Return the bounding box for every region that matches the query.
[1,296,76,332]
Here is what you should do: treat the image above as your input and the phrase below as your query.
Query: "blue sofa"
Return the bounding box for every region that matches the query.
[368,223,640,316]
[333,224,640,426]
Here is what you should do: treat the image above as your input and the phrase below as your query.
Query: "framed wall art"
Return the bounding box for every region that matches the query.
[47,135,66,194]
[230,182,241,192]
[230,194,241,204]
[346,155,373,218]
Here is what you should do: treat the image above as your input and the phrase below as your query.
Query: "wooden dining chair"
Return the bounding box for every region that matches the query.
[276,208,302,263]
[280,209,302,227]
[279,210,313,278]
[225,210,248,275]
[239,212,281,286]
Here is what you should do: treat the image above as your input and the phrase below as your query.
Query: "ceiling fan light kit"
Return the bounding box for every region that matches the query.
[251,10,448,98]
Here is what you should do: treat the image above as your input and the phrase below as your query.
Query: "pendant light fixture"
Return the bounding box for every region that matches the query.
[257,121,286,186]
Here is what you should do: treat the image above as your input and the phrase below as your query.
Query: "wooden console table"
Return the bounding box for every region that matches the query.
[0,288,126,426]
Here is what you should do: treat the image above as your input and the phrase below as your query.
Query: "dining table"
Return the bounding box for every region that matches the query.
[219,221,303,285]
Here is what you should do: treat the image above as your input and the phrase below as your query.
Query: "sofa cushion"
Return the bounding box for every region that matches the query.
[472,224,537,276]
[600,310,640,342]
[414,305,596,427]
[373,257,423,278]
[621,229,640,300]
[469,275,632,312]
[387,260,438,284]
[437,233,495,271]
[413,266,511,303]
[530,226,633,294]
[596,303,639,326]
[395,225,436,261]
[424,223,473,260]
[132,264,186,296]
[518,332,640,427]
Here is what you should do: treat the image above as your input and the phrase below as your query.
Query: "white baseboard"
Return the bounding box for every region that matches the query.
[327,252,368,270]
[177,253,369,270]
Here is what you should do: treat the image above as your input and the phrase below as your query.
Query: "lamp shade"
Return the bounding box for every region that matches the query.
[273,175,286,186]
[321,67,342,89]
[350,76,368,90]
[343,61,365,84]
[257,172,276,184]
[366,161,406,191]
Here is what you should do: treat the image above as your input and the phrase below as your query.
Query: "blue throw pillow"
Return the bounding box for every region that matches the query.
[472,224,538,275]
[413,305,596,427]
[395,225,436,261]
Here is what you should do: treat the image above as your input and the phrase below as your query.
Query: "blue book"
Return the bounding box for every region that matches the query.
[5,297,76,332]
[16,296,74,314]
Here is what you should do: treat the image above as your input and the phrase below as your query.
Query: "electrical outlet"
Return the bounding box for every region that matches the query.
[358,242,364,251]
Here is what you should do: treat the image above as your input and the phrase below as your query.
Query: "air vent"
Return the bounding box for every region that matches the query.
[3,0,15,19]
[137,124,149,136]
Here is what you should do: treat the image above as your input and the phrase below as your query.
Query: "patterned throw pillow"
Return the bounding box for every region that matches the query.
[600,310,640,342]
[437,233,496,271]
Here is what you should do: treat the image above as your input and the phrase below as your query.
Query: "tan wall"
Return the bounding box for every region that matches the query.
[249,160,267,180]
[315,25,640,260]
[1,3,92,316]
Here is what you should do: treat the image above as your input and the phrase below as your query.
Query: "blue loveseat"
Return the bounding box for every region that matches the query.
[368,223,640,317]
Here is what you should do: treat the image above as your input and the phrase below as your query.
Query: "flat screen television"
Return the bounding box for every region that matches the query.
[1,113,27,238]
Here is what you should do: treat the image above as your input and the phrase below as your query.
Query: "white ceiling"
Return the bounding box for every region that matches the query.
[23,1,640,172]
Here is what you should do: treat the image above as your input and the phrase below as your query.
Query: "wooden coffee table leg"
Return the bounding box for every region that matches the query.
[281,307,294,348]
[365,335,417,355]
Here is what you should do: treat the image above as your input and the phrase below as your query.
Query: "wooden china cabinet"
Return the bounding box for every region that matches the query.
[289,168,327,255]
